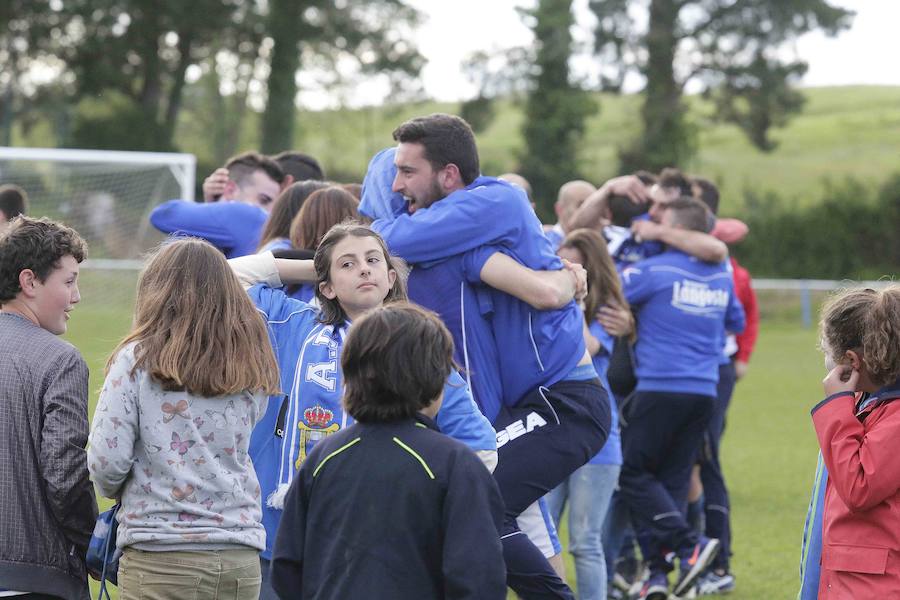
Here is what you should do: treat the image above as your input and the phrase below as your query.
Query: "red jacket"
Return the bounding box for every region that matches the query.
[730,257,758,363]
[813,385,900,598]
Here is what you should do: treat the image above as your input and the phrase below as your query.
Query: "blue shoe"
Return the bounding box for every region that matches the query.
[637,572,668,600]
[696,570,735,595]
[673,537,720,597]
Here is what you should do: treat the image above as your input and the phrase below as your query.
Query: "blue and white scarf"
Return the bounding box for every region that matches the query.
[269,320,350,508]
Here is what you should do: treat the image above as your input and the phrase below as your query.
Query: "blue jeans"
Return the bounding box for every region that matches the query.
[547,463,621,600]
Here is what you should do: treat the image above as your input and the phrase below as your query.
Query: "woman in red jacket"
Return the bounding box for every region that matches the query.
[813,284,900,598]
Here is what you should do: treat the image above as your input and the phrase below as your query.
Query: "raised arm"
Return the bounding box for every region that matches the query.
[478,252,585,310]
[570,175,651,230]
[372,184,520,264]
[632,220,728,263]
[149,200,240,252]
[228,251,316,290]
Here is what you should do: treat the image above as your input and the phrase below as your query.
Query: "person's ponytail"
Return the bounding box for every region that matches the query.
[863,284,900,386]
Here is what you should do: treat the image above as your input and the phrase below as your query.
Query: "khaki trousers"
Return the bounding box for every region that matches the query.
[118,548,261,600]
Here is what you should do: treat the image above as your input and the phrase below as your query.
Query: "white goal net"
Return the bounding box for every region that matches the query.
[0,147,196,318]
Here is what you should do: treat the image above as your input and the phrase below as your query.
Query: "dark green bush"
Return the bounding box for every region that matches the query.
[736,174,899,279]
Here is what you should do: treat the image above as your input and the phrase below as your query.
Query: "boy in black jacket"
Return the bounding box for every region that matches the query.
[271,303,507,600]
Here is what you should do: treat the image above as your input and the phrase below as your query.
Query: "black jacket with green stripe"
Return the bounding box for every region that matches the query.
[271,414,506,600]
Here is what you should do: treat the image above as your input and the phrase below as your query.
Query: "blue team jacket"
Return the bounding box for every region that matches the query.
[622,249,745,397]
[360,149,504,421]
[407,262,505,423]
[150,200,267,258]
[361,147,587,407]
[247,283,496,558]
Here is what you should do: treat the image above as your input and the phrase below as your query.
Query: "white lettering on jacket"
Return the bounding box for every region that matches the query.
[671,279,729,315]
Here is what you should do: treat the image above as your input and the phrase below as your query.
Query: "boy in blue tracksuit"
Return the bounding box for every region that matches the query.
[150,152,283,258]
[619,197,745,599]
[364,114,611,599]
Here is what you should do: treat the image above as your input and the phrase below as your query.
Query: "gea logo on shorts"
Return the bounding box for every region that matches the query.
[496,412,548,448]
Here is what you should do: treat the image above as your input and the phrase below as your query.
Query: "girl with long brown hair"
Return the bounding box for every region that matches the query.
[289,186,361,252]
[257,180,329,252]
[88,238,279,600]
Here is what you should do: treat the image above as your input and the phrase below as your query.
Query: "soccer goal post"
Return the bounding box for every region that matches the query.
[0,146,195,258]
[0,146,196,316]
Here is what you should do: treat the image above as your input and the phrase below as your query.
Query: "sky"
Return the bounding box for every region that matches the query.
[399,0,900,104]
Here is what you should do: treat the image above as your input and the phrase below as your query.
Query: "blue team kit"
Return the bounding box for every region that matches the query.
[622,249,745,396]
[150,200,268,258]
[361,147,611,598]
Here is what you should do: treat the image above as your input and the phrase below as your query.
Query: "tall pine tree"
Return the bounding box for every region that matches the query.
[520,0,597,219]
[590,0,853,171]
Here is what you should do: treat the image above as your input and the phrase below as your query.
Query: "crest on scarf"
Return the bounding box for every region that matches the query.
[296,405,339,468]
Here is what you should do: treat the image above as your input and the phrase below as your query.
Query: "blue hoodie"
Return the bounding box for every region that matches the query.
[360,148,505,421]
[622,249,745,397]
[150,200,268,258]
[246,283,496,558]
[361,148,588,407]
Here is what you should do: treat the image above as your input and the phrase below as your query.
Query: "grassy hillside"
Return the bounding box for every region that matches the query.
[286,85,900,215]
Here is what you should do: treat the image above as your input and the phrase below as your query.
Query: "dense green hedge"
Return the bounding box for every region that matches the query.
[734,173,900,279]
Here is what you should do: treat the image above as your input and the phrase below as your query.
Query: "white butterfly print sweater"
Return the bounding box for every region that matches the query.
[87,342,267,551]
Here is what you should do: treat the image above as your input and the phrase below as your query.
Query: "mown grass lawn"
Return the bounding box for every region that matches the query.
[540,322,822,599]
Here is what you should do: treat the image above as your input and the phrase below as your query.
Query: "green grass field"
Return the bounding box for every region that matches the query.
[206,85,900,215]
[65,272,826,598]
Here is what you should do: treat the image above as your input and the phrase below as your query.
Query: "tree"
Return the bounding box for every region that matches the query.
[458,48,531,133]
[589,0,853,171]
[0,0,263,150]
[259,0,424,154]
[520,0,597,217]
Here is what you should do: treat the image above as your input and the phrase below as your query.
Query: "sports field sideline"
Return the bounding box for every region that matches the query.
[68,276,824,599]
